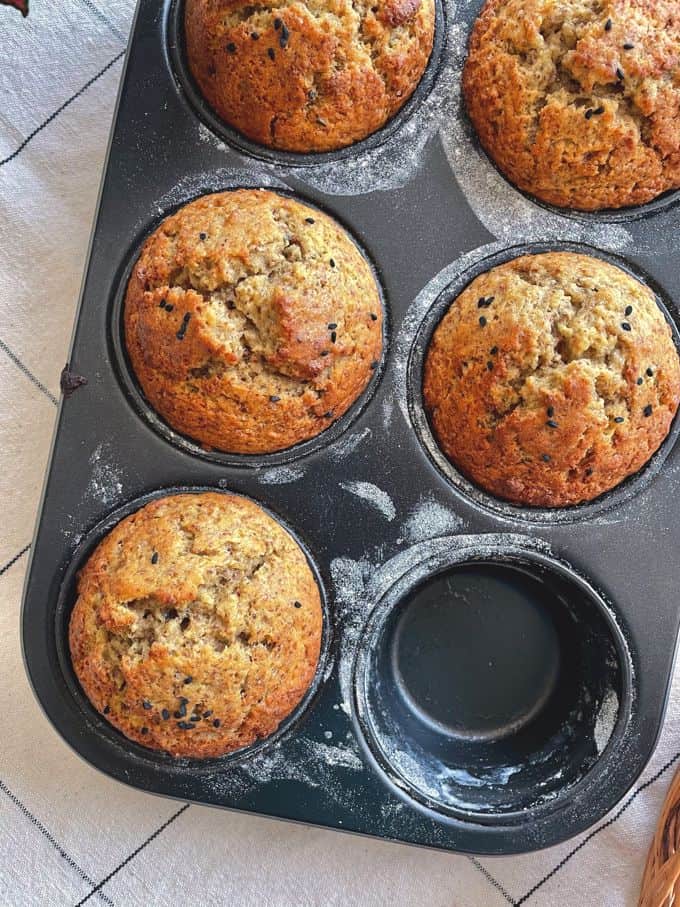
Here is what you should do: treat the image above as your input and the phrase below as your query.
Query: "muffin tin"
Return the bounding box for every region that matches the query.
[21,0,680,854]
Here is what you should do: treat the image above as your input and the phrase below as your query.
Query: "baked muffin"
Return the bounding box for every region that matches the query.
[69,492,323,758]
[463,0,680,210]
[184,0,436,153]
[124,189,383,454]
[423,252,680,507]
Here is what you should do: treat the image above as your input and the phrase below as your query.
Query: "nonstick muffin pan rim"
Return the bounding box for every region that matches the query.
[165,0,448,168]
[52,484,335,774]
[352,540,635,826]
[108,184,390,469]
[408,239,680,525]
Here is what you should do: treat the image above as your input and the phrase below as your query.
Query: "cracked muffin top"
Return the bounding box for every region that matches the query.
[124,189,383,455]
[69,492,323,758]
[423,252,680,507]
[184,0,436,152]
[462,0,680,210]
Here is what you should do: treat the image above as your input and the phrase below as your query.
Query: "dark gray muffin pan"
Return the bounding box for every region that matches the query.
[21,0,680,855]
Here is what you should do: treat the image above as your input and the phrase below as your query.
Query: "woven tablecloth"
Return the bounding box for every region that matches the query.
[1,2,678,905]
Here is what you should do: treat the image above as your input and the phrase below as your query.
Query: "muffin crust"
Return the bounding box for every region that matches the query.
[69,492,323,758]
[124,189,383,455]
[423,252,680,507]
[463,0,680,210]
[185,0,436,152]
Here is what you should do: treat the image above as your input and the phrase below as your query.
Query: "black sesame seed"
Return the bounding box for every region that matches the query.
[479,316,487,327]
[329,258,336,268]
[274,17,282,29]
[226,42,237,54]
[614,416,624,423]
[251,31,260,40]
[542,453,551,462]
[162,709,170,720]
[176,700,187,718]
[177,721,194,730]
[547,406,554,418]
[487,361,494,371]
[151,551,159,564]
[199,232,207,241]
[328,323,338,330]
[585,109,594,120]
[625,305,633,316]
[269,395,281,403]
[176,313,191,341]
[477,296,495,308]
[324,410,333,418]
[369,313,378,321]
[637,377,644,385]
[647,367,654,377]
[184,676,193,685]
[321,351,330,357]
[330,331,337,343]
[268,47,276,61]
[623,42,634,50]
[159,299,167,309]
[190,714,200,722]
[305,217,315,224]
[644,404,653,417]
[616,67,625,81]
[142,700,152,710]
[585,467,594,477]
[547,420,559,429]
[103,705,110,715]
[165,608,178,621]
[165,304,174,312]
[213,719,221,728]
[605,17,612,30]
[294,600,302,608]
[141,727,149,735]
[594,105,605,115]
[203,710,213,718]
[621,322,631,331]
[490,346,498,356]
[279,24,290,48]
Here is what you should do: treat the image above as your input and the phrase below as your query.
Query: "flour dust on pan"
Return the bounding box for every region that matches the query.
[350,537,633,822]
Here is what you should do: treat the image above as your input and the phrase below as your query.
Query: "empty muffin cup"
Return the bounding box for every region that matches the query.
[353,543,632,821]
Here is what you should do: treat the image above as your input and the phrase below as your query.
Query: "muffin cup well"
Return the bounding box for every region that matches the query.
[407,241,680,524]
[165,0,447,167]
[352,541,634,823]
[54,486,332,771]
[109,185,389,468]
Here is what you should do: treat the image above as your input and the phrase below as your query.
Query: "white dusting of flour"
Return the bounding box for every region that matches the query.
[400,495,465,543]
[86,444,124,506]
[594,689,620,755]
[339,481,397,521]
[259,465,306,485]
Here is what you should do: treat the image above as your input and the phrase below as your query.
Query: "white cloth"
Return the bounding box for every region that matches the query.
[0,2,677,905]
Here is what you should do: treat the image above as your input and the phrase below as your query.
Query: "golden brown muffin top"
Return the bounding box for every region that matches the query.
[69,492,323,758]
[424,252,680,507]
[124,189,383,455]
[463,0,680,210]
[185,0,436,152]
